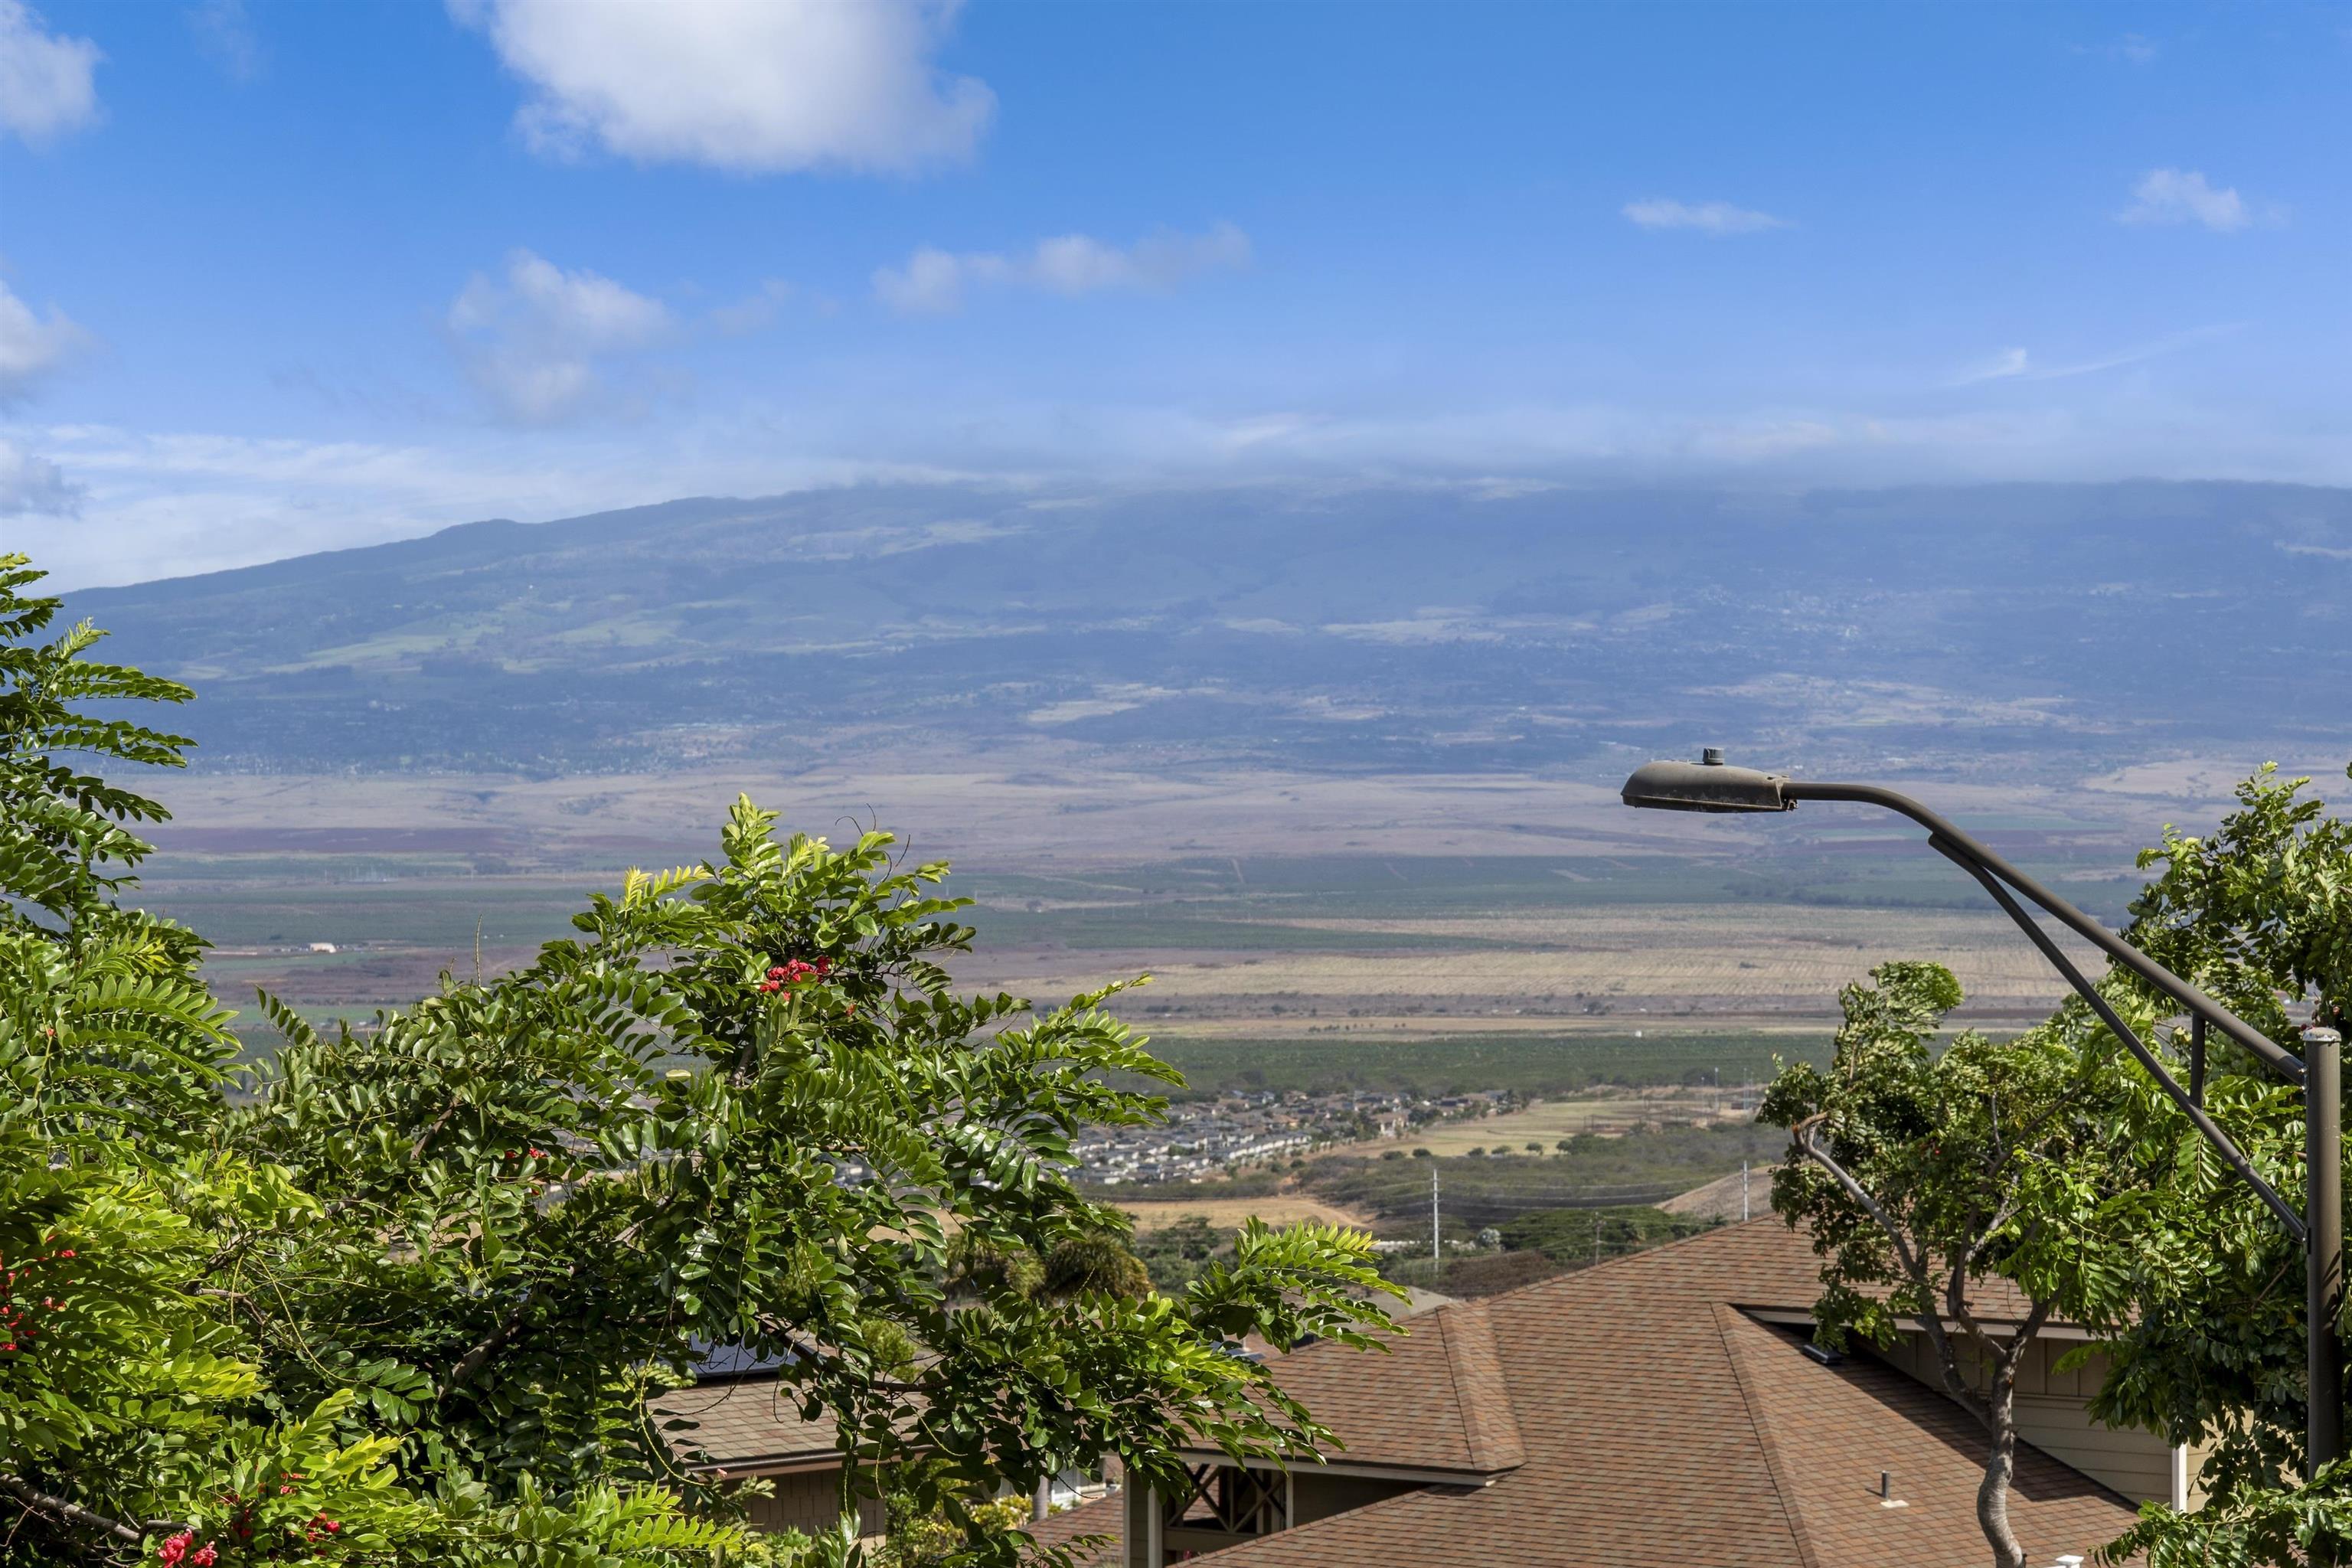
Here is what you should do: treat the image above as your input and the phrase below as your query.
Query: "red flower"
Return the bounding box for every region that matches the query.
[766,965,787,979]
[191,1546,217,1567]
[528,1147,546,1158]
[814,957,833,977]
[158,1531,193,1566]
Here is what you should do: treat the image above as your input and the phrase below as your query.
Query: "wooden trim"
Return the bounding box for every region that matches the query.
[1737,1305,2100,1342]
[1169,1452,1508,1487]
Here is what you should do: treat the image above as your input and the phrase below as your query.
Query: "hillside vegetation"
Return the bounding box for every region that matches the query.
[68,479,2352,782]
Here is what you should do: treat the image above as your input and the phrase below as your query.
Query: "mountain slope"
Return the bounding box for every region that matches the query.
[67,479,2352,781]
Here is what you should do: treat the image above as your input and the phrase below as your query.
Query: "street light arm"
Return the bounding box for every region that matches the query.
[1784,780,2306,1085]
[1926,834,2306,1243]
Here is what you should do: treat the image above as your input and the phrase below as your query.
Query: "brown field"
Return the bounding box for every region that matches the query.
[984,899,2112,1029]
[152,763,2186,1038]
[1385,1094,1748,1158]
[140,760,2216,871]
[1118,1196,1376,1233]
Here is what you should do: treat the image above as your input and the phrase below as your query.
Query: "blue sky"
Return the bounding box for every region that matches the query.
[2,0,2347,587]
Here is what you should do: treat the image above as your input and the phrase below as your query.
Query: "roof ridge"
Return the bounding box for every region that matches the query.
[1423,1308,1479,1468]
[1434,1301,1524,1472]
[1713,1302,1825,1568]
[1446,1214,1799,1314]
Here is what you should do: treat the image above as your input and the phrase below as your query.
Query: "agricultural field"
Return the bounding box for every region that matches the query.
[1117,1196,1375,1233]
[1125,1031,1804,1099]
[1298,1122,1785,1231]
[138,769,2148,1086]
[121,760,2189,1151]
[1390,1090,1753,1157]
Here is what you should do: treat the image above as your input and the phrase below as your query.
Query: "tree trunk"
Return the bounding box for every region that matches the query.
[1977,1364,2027,1568]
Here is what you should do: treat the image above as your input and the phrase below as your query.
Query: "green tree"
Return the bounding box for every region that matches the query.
[1760,962,2145,1568]
[2090,763,2352,1565]
[0,554,1399,1566]
[1762,763,2352,1568]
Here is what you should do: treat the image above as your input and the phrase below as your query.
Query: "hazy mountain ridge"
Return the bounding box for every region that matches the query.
[69,480,2352,782]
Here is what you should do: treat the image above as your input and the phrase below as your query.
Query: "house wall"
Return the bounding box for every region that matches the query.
[738,1468,885,1539]
[1873,1330,2206,1507]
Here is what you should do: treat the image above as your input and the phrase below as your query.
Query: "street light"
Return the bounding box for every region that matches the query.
[1622,748,2346,1479]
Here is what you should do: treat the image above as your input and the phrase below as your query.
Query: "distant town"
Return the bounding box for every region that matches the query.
[1073,1089,1511,1184]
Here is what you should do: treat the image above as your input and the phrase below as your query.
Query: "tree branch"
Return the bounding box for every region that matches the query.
[188,1195,359,1290]
[409,1094,467,1164]
[1793,1119,1994,1428]
[0,1474,145,1545]
[441,1279,552,1396]
[1792,1118,1924,1282]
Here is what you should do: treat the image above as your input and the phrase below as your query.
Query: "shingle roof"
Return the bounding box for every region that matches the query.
[1024,1492,1124,1566]
[1269,1296,1526,1475]
[1181,1220,2144,1566]
[651,1378,843,1472]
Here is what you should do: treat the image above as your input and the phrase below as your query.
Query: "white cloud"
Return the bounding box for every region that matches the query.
[874,224,1253,315]
[446,250,673,424]
[450,0,991,175]
[1949,324,2241,388]
[874,247,971,314]
[23,377,2352,590]
[709,278,796,337]
[1954,347,2033,385]
[2118,168,2255,231]
[190,0,263,83]
[1621,198,1790,236]
[0,0,101,145]
[12,419,958,589]
[0,436,80,516]
[0,278,87,402]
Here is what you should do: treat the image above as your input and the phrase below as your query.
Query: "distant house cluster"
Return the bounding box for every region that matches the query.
[1072,1090,1501,1184]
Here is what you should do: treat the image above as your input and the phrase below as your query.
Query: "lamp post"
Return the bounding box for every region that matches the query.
[1621,750,2345,1481]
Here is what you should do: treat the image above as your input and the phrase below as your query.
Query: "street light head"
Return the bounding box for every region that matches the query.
[1620,751,1795,814]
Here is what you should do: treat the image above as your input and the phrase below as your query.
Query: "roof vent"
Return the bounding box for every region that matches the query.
[1799,1341,1842,1367]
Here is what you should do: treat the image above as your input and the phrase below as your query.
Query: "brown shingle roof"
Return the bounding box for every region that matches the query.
[1185,1220,2144,1566]
[1274,1296,1527,1476]
[1718,1304,2134,1565]
[651,1378,843,1472]
[1024,1492,1124,1566]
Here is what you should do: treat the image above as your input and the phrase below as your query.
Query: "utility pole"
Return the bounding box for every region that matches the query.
[2308,1025,2344,1505]
[1430,1169,1441,1284]
[1742,1161,1751,1223]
